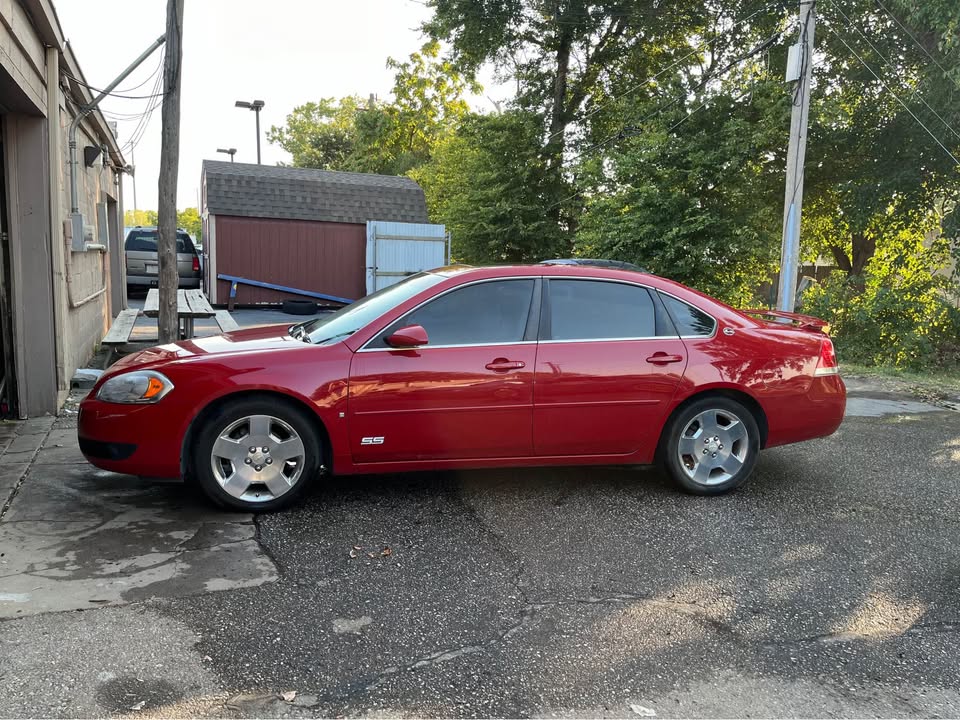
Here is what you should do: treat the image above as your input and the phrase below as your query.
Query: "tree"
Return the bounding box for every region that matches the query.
[575,70,788,304]
[798,0,960,278]
[424,0,702,165]
[412,111,568,263]
[268,42,475,176]
[266,97,363,170]
[176,207,202,244]
[124,209,158,226]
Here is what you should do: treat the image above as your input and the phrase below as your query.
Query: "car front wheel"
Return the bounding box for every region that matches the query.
[193,398,322,511]
[662,397,760,495]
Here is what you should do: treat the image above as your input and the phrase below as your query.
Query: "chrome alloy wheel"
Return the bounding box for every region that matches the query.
[676,408,750,486]
[210,414,306,503]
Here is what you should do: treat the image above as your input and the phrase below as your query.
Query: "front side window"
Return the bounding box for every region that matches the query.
[303,272,446,345]
[379,279,535,347]
[547,279,656,341]
[660,294,716,336]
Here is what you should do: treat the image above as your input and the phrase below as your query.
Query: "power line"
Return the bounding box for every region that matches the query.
[872,0,958,89]
[62,53,166,101]
[823,19,960,167]
[825,0,960,144]
[120,60,166,154]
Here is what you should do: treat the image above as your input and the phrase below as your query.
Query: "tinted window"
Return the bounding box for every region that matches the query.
[660,294,716,336]
[389,279,534,346]
[125,230,195,254]
[548,280,655,340]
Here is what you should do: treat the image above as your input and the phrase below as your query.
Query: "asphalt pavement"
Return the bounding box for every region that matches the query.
[0,377,958,718]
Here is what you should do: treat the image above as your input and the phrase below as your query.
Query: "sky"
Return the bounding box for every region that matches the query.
[55,0,496,211]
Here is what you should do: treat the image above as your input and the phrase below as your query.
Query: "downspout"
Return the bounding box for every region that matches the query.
[45,46,69,392]
[68,35,164,248]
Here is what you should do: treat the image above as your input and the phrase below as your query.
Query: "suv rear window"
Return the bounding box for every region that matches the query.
[125,230,195,254]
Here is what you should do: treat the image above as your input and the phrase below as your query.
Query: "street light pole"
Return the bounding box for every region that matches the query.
[216,147,237,162]
[235,99,265,164]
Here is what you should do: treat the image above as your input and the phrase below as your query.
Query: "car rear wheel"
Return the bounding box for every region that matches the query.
[662,397,759,495]
[193,398,322,511]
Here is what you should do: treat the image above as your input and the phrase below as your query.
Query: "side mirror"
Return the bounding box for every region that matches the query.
[386,324,428,348]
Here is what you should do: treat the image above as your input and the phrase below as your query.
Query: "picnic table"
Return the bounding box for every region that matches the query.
[101,290,240,363]
[144,288,216,339]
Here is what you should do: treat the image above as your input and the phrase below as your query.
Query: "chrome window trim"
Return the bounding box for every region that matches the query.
[359,340,538,353]
[357,276,541,353]
[539,336,661,344]
[355,274,720,350]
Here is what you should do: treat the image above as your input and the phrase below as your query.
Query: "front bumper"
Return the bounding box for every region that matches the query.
[78,399,184,478]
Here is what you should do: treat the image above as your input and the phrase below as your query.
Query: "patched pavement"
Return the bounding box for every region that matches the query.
[1,379,959,717]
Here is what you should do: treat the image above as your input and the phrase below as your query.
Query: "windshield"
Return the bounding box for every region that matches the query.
[300,272,446,345]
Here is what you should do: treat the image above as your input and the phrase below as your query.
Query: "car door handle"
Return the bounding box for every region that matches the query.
[646,352,684,365]
[485,359,526,372]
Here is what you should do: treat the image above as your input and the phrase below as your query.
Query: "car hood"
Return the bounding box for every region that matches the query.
[108,324,306,371]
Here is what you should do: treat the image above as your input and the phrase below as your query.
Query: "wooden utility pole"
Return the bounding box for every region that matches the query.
[776,0,816,312]
[157,0,184,344]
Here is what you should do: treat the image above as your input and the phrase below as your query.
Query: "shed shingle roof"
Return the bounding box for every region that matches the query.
[201,160,429,225]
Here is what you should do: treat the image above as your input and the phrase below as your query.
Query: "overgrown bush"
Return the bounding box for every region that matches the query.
[802,234,960,370]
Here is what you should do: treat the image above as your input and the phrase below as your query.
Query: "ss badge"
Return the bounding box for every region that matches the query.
[361,436,385,445]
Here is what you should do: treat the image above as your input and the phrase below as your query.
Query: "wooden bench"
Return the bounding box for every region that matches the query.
[101,309,140,346]
[214,310,240,332]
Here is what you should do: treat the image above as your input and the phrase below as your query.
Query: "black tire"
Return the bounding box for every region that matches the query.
[661,396,760,495]
[192,397,323,511]
[282,299,318,315]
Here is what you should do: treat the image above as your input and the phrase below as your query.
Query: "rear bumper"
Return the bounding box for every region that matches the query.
[765,374,846,448]
[127,275,201,289]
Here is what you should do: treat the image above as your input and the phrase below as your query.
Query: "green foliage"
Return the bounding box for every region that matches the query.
[268,42,475,176]
[124,208,201,244]
[412,111,567,263]
[575,73,788,305]
[266,97,361,170]
[177,207,202,244]
[803,225,960,370]
[124,209,157,227]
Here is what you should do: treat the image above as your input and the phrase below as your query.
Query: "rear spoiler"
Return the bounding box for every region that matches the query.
[741,309,829,332]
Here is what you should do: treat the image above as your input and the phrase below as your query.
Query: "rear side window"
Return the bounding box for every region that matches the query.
[125,230,195,254]
[547,279,656,340]
[660,294,716,336]
[383,279,535,347]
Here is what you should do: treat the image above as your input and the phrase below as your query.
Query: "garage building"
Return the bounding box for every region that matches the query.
[200,161,437,306]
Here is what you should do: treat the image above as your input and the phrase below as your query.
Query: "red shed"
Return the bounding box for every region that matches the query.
[200,161,430,305]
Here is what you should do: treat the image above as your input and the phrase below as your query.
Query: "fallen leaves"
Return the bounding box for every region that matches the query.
[347,544,393,560]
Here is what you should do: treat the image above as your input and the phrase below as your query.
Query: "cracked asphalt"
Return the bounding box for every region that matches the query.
[1,378,959,718]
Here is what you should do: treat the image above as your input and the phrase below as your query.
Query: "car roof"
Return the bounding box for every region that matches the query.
[125,226,192,235]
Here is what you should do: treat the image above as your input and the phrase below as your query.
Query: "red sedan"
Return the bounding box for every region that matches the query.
[79,265,845,511]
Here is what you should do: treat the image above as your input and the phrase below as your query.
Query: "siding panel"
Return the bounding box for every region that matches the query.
[214,216,367,305]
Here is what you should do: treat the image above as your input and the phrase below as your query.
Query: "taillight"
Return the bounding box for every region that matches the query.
[192,256,200,272]
[814,338,839,376]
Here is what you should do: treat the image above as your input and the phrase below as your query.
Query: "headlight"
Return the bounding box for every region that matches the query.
[96,370,174,404]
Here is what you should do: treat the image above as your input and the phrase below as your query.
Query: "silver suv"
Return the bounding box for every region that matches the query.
[125,227,201,291]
